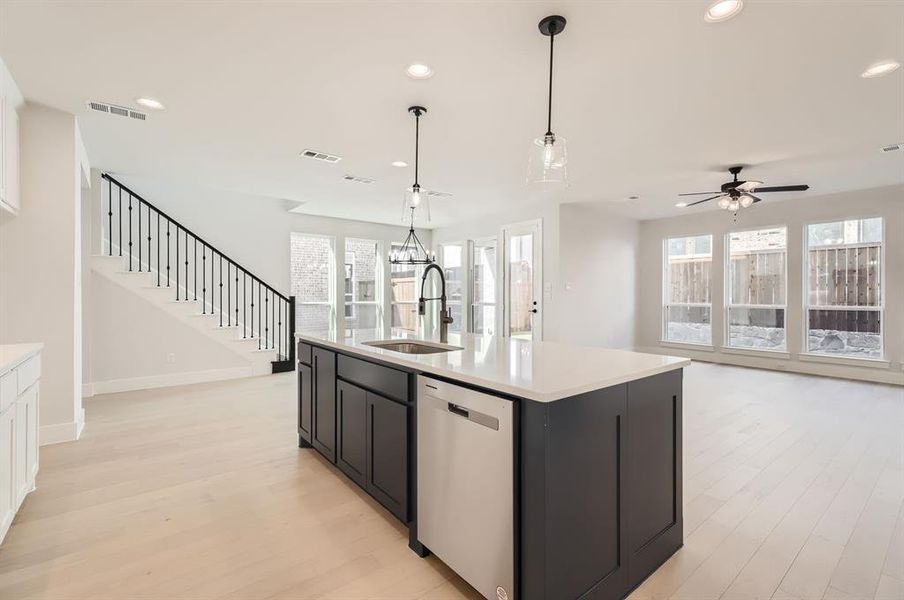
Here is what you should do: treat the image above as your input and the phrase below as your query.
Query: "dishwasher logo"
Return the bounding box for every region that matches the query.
[496,586,508,600]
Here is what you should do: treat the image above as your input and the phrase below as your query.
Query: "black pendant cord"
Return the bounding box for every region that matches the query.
[547,28,555,136]
[414,111,420,188]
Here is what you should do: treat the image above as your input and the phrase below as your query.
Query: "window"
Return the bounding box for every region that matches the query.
[470,238,497,335]
[727,227,787,350]
[805,218,883,359]
[344,238,381,334]
[440,244,465,333]
[390,243,421,333]
[290,233,334,331]
[663,235,712,345]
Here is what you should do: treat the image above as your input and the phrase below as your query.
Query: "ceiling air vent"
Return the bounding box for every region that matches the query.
[880,143,903,153]
[342,175,375,184]
[86,101,147,121]
[426,189,453,198]
[300,149,342,163]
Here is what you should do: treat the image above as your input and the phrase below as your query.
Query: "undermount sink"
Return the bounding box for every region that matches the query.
[363,340,463,355]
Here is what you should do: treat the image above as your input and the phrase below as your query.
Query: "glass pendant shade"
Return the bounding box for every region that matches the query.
[528,134,568,184]
[401,184,431,223]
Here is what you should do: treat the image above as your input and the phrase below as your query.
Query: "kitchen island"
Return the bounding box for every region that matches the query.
[295,329,689,600]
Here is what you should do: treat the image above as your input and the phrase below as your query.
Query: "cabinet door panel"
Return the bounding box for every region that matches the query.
[625,370,683,589]
[311,348,336,462]
[0,409,13,531]
[297,363,313,444]
[336,381,367,487]
[366,392,408,521]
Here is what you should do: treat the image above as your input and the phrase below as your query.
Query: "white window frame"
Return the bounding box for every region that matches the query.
[661,233,714,347]
[801,216,886,362]
[291,232,336,332]
[724,225,788,353]
[343,238,383,334]
[501,219,543,340]
[438,241,469,334]
[469,236,499,336]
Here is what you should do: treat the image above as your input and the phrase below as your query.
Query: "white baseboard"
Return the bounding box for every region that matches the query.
[89,366,255,395]
[82,382,95,398]
[41,420,83,446]
[637,345,904,386]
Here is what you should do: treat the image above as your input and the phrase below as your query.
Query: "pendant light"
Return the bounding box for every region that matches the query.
[528,15,568,184]
[390,106,435,266]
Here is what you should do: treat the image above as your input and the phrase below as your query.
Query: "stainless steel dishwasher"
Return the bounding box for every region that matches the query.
[417,375,514,600]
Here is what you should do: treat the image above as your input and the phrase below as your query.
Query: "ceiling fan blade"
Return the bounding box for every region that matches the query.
[678,191,721,196]
[736,180,763,192]
[685,194,723,207]
[748,194,764,203]
[753,184,809,193]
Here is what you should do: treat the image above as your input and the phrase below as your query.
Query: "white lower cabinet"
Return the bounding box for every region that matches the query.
[0,350,40,545]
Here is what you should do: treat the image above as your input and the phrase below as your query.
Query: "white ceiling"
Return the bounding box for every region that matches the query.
[2,1,902,228]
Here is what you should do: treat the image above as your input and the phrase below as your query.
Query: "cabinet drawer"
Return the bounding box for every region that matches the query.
[17,354,40,394]
[0,370,15,414]
[337,354,409,404]
[297,342,312,366]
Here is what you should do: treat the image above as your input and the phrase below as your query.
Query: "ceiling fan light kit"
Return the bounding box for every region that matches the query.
[528,15,568,185]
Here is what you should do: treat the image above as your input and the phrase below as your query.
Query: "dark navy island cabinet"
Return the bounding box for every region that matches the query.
[297,339,683,600]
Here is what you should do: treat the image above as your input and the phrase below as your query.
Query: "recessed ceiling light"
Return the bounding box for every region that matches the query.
[861,60,901,78]
[392,161,409,168]
[406,64,434,79]
[704,0,743,23]
[675,202,689,208]
[135,97,165,110]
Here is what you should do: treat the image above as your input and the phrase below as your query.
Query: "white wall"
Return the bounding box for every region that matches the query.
[0,103,87,443]
[556,203,639,349]
[637,185,904,385]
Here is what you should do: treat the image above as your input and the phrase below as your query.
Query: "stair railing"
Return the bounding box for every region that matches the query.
[101,173,295,366]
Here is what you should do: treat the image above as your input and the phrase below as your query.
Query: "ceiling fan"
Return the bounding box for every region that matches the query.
[678,166,809,211]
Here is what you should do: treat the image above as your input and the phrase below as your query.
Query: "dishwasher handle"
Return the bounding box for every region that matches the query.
[446,402,499,431]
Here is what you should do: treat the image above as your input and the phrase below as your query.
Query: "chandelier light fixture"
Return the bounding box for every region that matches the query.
[528,15,568,185]
[390,106,435,266]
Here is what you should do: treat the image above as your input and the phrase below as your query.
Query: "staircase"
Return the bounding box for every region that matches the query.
[92,174,295,376]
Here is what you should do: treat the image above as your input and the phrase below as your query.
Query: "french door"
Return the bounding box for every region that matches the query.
[502,220,542,340]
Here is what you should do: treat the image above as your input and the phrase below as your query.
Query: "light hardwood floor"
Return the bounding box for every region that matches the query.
[0,363,901,600]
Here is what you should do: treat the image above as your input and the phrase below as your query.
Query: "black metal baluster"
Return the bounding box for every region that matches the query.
[235,270,239,329]
[107,179,112,256]
[156,213,160,286]
[194,238,198,301]
[118,187,122,256]
[166,221,170,286]
[227,262,231,326]
[138,199,142,271]
[184,230,189,301]
[147,204,151,273]
[202,245,207,313]
[211,247,215,314]
[244,273,247,338]
[278,300,282,357]
[128,194,133,271]
[258,283,262,350]
[219,255,223,328]
[265,289,269,349]
[175,226,180,300]
[250,276,254,340]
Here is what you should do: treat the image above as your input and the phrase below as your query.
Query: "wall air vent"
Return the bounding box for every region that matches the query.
[86,101,147,121]
[300,149,342,163]
[880,143,903,153]
[342,175,376,184]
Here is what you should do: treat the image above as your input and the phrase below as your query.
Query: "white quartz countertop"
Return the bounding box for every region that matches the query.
[0,343,43,377]
[296,329,689,402]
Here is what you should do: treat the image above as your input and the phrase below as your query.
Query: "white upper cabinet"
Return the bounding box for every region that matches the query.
[0,57,24,215]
